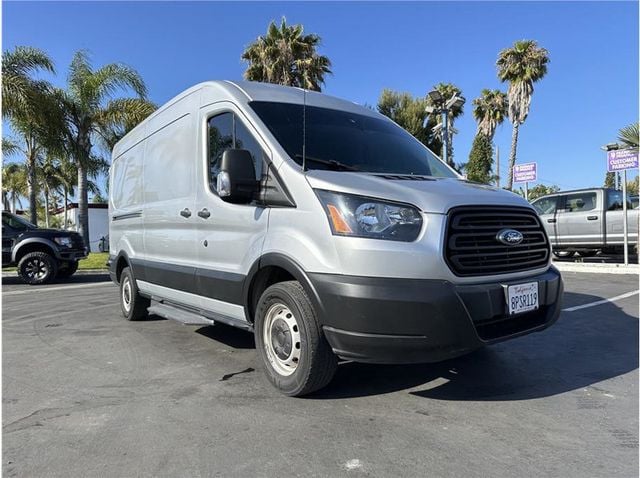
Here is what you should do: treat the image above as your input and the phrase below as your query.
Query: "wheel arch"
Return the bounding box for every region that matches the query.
[243,253,325,324]
[12,239,59,264]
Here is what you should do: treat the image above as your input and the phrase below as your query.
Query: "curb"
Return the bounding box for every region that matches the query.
[553,262,639,275]
[2,269,109,278]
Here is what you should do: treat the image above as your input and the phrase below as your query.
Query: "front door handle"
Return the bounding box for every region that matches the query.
[180,208,192,218]
[547,218,556,223]
[587,215,598,221]
[198,208,211,219]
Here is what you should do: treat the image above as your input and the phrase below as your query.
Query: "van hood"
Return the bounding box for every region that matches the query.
[304,171,531,214]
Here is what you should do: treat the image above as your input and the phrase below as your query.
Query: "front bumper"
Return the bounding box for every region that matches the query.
[58,248,88,261]
[310,267,563,364]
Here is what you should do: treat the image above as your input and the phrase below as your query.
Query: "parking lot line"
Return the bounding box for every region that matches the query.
[562,290,639,312]
[2,281,114,297]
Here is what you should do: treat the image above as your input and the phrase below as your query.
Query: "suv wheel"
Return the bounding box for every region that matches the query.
[119,266,149,321]
[58,260,79,278]
[255,281,337,397]
[18,252,58,285]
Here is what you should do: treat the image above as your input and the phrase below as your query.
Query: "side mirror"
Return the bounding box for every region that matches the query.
[217,149,259,203]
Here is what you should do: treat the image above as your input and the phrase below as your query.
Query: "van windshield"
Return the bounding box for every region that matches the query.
[249,101,458,178]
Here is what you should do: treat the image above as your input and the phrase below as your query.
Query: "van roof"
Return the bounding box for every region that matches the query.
[112,80,375,159]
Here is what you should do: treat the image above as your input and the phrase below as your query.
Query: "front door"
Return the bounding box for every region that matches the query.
[556,190,603,246]
[194,103,270,322]
[532,195,560,246]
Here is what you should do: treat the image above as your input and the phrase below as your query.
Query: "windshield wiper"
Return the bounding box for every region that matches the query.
[294,154,360,172]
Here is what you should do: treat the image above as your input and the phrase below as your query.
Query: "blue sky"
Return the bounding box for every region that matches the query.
[3,1,638,193]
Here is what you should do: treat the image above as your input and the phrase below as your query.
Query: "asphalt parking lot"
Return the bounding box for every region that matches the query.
[2,271,638,477]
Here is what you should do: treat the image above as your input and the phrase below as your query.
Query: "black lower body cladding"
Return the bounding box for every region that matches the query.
[310,267,563,364]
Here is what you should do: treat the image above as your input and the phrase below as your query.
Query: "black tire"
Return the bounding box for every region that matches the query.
[255,281,337,397]
[578,250,598,257]
[119,266,149,321]
[18,251,58,285]
[57,260,79,278]
[552,250,574,258]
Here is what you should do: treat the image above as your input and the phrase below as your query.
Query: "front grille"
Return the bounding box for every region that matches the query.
[445,206,549,276]
[70,233,86,250]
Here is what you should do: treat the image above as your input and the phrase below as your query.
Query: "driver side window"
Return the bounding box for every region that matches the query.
[208,112,266,193]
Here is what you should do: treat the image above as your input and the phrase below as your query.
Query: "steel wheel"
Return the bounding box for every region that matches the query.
[262,302,302,377]
[121,276,132,314]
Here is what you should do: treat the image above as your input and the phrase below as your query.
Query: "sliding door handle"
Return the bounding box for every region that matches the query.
[547,218,556,223]
[587,215,598,221]
[198,208,211,219]
[180,208,192,218]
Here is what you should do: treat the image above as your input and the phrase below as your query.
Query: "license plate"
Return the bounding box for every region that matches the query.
[506,282,539,315]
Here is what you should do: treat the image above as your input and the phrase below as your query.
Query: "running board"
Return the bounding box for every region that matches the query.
[147,303,215,326]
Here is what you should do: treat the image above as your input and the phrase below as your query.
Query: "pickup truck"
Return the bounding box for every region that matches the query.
[531,188,639,257]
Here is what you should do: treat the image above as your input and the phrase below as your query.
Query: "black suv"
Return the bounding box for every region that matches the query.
[2,211,88,284]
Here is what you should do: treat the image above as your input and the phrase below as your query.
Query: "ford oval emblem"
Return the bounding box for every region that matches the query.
[496,229,524,246]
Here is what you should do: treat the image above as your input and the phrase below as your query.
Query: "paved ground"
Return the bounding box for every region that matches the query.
[2,272,638,477]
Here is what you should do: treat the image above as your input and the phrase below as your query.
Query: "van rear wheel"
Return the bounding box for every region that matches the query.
[255,281,337,397]
[119,267,149,321]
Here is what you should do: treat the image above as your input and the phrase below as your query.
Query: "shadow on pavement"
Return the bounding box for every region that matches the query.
[308,291,639,400]
[196,324,255,349]
[2,272,110,286]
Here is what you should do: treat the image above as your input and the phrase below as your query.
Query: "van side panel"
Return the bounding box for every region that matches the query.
[109,123,146,263]
[142,95,199,300]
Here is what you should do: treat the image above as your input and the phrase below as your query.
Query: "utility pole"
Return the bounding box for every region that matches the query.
[441,109,449,166]
[496,146,500,188]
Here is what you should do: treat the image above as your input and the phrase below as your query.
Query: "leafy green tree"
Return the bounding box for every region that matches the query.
[424,83,464,166]
[515,183,560,201]
[466,134,494,184]
[472,89,508,140]
[604,172,617,189]
[2,162,28,212]
[2,47,62,224]
[377,89,441,153]
[497,40,549,190]
[618,122,639,149]
[2,46,54,120]
[58,50,150,245]
[242,18,332,91]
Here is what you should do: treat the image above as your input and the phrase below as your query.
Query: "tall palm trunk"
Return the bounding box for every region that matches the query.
[27,151,38,225]
[44,187,50,228]
[77,162,89,244]
[506,122,520,191]
[63,185,69,229]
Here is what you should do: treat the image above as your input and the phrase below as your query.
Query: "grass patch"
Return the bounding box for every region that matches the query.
[78,252,109,270]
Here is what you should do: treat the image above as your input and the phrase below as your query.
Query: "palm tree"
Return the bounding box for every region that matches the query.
[2,46,54,120]
[242,18,332,91]
[618,122,639,149]
[425,83,464,166]
[59,50,150,245]
[472,89,508,140]
[2,162,28,213]
[497,40,549,190]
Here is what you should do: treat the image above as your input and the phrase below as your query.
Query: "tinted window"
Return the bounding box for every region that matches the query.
[208,113,234,184]
[533,197,557,215]
[563,192,596,213]
[249,101,457,177]
[607,190,634,211]
[2,212,36,231]
[208,113,265,192]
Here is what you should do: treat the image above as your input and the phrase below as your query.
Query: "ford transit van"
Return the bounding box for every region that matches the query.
[108,81,563,396]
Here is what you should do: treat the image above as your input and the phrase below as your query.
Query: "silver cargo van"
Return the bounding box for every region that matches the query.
[108,81,563,396]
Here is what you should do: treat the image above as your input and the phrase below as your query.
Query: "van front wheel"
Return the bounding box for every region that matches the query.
[255,281,337,397]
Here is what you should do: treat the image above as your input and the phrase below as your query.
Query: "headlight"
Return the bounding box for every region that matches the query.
[53,236,73,248]
[315,190,423,242]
